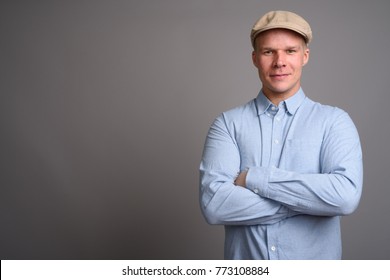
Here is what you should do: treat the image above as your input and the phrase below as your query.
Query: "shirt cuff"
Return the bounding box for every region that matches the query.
[246,166,271,197]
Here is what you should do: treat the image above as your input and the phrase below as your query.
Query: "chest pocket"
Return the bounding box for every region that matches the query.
[281,139,322,173]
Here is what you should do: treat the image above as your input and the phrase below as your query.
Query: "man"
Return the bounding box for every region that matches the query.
[199,11,363,259]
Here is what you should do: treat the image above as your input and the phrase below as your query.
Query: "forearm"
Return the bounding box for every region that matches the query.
[245,163,363,216]
[200,168,295,226]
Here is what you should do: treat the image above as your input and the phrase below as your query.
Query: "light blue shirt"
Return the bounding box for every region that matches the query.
[199,89,363,259]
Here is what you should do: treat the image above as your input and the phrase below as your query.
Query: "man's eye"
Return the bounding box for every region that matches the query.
[287,49,296,54]
[263,50,273,55]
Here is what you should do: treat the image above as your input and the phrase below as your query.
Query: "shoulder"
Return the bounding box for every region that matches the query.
[302,98,359,138]
[305,98,346,116]
[219,99,257,122]
[303,98,351,123]
[210,99,258,134]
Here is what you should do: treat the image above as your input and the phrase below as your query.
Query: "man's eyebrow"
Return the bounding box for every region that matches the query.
[259,47,275,51]
[285,45,301,49]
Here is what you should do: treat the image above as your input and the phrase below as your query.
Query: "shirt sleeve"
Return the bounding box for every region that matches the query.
[199,114,295,226]
[246,111,363,216]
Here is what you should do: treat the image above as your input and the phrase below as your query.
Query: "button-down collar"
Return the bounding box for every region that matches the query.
[255,88,306,116]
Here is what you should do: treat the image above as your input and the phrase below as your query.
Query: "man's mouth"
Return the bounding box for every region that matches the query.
[270,73,290,80]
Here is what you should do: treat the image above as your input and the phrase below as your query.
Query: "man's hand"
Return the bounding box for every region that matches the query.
[234,171,248,187]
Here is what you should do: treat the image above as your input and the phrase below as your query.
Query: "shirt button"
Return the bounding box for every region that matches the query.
[271,106,276,111]
[271,246,276,251]
[253,188,259,194]
[276,117,281,122]
[274,139,279,144]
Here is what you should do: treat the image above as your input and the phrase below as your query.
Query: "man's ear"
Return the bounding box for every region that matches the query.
[252,51,258,67]
[303,47,310,66]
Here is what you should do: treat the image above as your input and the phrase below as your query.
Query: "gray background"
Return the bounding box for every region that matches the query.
[1,0,389,259]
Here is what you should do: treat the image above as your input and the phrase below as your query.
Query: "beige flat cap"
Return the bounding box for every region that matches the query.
[251,10,312,48]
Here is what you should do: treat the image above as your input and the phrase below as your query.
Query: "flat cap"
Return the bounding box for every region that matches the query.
[250,10,312,48]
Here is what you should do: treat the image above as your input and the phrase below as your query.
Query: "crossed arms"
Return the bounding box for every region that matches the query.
[199,110,363,226]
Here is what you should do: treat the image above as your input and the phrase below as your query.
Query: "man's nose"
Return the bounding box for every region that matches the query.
[273,52,286,68]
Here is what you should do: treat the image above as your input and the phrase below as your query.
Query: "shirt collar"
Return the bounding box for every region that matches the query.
[255,88,306,116]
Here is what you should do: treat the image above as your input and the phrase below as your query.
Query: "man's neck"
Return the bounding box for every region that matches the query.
[262,88,300,106]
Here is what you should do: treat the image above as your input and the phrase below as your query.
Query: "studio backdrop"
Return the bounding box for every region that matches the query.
[1,0,389,259]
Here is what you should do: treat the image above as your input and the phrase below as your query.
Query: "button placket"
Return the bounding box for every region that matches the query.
[269,107,284,167]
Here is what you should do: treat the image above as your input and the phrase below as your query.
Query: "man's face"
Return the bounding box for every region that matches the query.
[252,29,310,102]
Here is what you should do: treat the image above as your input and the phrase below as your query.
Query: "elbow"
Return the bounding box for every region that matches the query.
[199,182,231,225]
[338,202,357,216]
[200,195,230,225]
[332,174,363,216]
[335,189,362,216]
[201,204,223,225]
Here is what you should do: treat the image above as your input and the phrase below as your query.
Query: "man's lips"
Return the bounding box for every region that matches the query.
[270,73,290,80]
[270,73,289,77]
